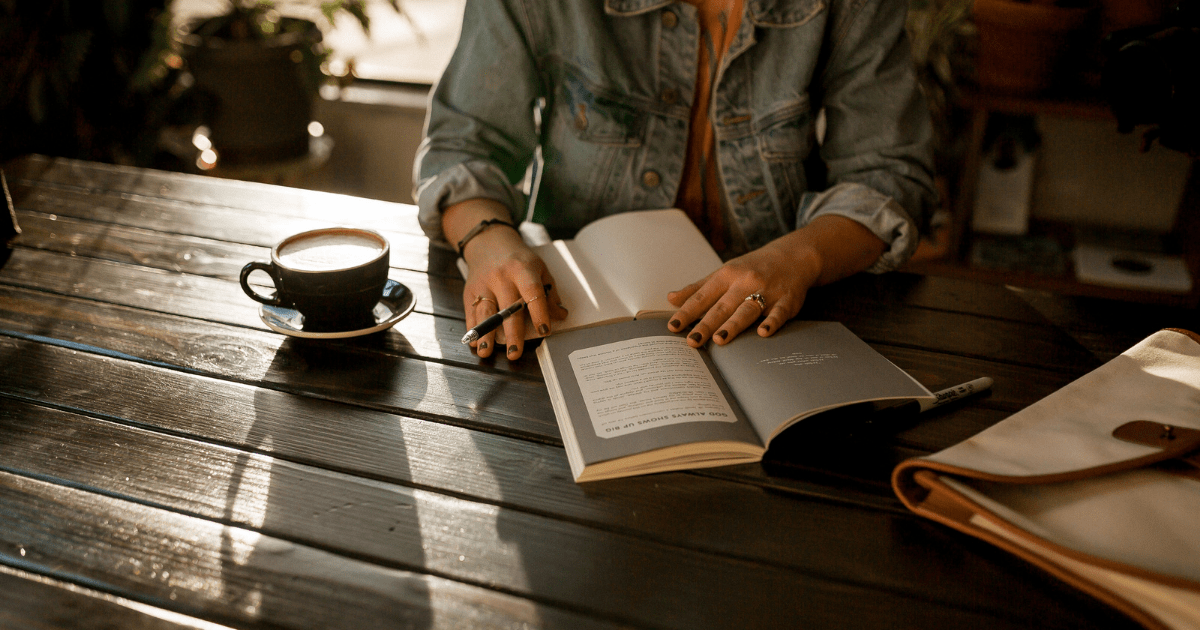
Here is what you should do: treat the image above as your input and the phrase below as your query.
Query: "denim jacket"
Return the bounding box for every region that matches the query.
[415,0,936,271]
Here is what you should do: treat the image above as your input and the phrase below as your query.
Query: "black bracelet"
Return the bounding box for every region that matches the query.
[455,218,517,255]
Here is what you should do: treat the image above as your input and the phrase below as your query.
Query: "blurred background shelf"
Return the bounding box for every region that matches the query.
[907,89,1200,309]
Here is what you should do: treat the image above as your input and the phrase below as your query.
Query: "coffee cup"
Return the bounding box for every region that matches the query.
[240,227,390,330]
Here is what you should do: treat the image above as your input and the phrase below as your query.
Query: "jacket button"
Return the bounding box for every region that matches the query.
[660,88,678,104]
[642,170,662,188]
[661,11,678,28]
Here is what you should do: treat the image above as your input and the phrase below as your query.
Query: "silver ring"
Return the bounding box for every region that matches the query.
[472,296,498,308]
[744,293,766,311]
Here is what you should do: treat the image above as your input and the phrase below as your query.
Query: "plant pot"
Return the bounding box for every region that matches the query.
[973,0,1095,94]
[180,18,322,164]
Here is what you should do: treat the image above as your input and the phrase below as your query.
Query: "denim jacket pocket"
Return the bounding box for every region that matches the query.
[753,101,814,227]
[538,70,648,226]
[557,72,644,147]
[755,101,812,162]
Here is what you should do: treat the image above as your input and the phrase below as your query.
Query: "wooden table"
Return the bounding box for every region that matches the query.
[0,155,1191,629]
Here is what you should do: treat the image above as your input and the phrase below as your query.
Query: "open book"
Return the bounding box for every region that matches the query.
[534,208,723,331]
[538,317,935,482]
[459,209,723,336]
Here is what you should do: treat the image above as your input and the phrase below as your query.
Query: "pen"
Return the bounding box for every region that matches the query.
[920,376,993,412]
[460,283,554,345]
[461,299,525,345]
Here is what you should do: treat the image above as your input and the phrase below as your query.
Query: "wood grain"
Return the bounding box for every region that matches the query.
[0,564,238,630]
[0,399,1135,630]
[0,471,623,630]
[6,156,428,235]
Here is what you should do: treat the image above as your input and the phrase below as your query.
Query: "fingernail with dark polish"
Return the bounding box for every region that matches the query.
[760,324,771,333]
[715,330,728,340]
[508,345,519,355]
[669,319,681,330]
[479,341,488,350]
[688,332,702,343]
[538,324,550,336]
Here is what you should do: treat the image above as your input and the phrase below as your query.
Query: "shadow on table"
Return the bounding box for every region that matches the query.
[213,336,435,629]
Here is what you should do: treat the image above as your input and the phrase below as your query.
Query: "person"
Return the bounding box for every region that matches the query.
[415,0,937,360]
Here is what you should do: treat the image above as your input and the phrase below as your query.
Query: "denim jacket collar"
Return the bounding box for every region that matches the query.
[604,0,824,27]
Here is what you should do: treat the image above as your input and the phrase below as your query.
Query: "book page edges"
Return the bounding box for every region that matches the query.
[537,342,587,481]
[575,442,763,483]
[764,394,934,443]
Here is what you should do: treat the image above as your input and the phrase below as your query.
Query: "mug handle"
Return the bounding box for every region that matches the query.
[240,261,283,306]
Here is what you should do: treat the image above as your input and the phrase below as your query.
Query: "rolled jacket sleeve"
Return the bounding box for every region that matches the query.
[413,0,542,247]
[805,0,938,271]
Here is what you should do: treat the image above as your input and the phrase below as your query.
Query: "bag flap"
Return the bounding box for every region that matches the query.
[895,329,1200,487]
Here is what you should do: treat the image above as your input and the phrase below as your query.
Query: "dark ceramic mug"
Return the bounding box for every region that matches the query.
[240,227,390,330]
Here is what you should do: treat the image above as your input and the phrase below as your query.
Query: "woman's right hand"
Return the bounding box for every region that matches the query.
[445,200,567,360]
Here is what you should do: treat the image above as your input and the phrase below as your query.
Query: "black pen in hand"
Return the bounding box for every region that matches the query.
[461,299,526,345]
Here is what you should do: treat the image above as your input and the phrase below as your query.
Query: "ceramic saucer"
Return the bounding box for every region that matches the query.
[260,279,416,339]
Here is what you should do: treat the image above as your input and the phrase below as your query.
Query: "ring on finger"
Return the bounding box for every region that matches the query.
[472,295,498,308]
[744,292,766,312]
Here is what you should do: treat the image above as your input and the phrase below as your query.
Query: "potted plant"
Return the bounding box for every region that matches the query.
[0,0,179,167]
[178,0,400,165]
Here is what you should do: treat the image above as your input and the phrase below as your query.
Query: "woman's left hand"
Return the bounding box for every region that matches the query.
[666,215,887,347]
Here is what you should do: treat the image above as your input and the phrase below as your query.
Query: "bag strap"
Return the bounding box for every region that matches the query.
[1112,420,1200,479]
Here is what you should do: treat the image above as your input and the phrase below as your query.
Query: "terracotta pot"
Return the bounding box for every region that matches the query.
[181,18,322,164]
[974,0,1095,94]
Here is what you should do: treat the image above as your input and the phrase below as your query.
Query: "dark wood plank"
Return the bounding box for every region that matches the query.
[814,273,1054,325]
[0,250,559,441]
[875,344,1074,412]
[13,209,452,281]
[1,242,461,322]
[0,564,237,630]
[6,155,428,236]
[806,293,1100,374]
[1009,286,1200,362]
[0,399,1136,630]
[0,471,623,630]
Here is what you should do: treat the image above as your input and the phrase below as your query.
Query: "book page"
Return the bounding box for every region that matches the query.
[534,240,629,331]
[569,336,738,439]
[709,321,934,443]
[571,209,722,317]
[540,318,762,467]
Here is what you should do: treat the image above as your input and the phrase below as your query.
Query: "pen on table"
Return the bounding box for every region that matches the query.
[460,284,555,345]
[921,376,994,412]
